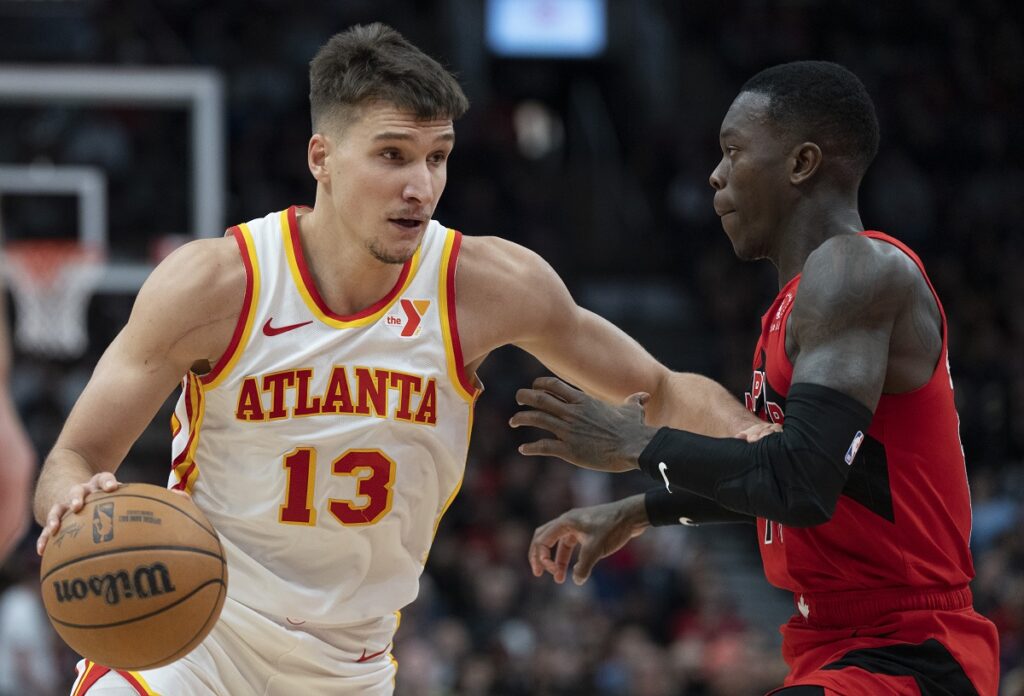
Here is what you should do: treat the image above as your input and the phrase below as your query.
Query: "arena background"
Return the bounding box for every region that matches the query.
[0,1,1021,694]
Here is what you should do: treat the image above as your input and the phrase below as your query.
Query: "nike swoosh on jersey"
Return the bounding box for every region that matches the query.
[262,318,314,336]
[356,644,391,663]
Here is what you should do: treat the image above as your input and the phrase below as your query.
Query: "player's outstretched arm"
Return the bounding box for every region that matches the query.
[457,236,760,437]
[34,237,244,554]
[512,235,916,526]
[530,488,754,585]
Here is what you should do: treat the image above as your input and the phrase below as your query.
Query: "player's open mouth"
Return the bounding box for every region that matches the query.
[390,218,423,229]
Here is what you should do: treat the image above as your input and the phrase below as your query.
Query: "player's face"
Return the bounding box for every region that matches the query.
[319,102,454,264]
[709,91,795,261]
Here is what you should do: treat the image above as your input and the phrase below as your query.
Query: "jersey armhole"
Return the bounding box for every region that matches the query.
[200,224,260,389]
[439,229,481,403]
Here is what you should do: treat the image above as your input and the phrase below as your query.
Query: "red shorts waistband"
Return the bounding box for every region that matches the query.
[793,584,973,628]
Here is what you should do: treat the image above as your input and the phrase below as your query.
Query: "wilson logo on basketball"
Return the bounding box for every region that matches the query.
[52,562,177,606]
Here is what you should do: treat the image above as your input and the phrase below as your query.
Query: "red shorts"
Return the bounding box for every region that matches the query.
[768,587,999,695]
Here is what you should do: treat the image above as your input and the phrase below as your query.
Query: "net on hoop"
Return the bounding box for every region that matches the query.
[2,240,104,359]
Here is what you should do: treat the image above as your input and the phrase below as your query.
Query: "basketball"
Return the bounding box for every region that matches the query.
[39,483,228,671]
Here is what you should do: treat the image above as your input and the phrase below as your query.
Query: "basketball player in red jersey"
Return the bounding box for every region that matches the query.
[514,62,1000,695]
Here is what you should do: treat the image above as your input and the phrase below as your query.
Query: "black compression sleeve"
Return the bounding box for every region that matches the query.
[644,487,754,526]
[637,383,873,527]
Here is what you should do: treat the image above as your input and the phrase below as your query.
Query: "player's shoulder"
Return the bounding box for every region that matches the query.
[801,232,919,303]
[458,234,548,271]
[137,236,246,315]
[457,234,562,294]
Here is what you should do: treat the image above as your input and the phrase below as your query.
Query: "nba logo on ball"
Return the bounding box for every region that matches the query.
[93,503,114,543]
[845,431,865,465]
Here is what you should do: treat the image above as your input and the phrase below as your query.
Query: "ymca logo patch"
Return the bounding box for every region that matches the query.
[385,299,431,337]
[844,430,865,465]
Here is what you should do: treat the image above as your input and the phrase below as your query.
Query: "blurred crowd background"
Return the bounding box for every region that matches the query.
[1,1,1022,694]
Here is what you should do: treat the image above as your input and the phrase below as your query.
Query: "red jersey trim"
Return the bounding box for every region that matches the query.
[73,661,110,696]
[200,225,258,388]
[439,230,480,400]
[282,205,421,326]
[859,231,950,398]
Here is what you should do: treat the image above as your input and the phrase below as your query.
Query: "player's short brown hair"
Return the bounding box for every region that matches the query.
[309,23,469,131]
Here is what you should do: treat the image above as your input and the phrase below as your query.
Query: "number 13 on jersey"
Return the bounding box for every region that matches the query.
[279,448,396,526]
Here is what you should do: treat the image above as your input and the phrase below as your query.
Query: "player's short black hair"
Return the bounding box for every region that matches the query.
[741,61,880,179]
[309,23,469,131]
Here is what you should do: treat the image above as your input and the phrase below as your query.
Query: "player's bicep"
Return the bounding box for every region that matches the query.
[54,240,241,469]
[54,328,188,471]
[789,237,908,411]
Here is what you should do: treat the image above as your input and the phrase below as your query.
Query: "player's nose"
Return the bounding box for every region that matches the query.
[709,158,727,190]
[402,163,433,205]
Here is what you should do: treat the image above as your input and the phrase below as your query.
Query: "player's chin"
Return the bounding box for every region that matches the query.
[370,236,419,265]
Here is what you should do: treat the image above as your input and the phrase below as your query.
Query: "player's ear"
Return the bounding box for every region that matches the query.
[308,133,330,183]
[790,142,822,185]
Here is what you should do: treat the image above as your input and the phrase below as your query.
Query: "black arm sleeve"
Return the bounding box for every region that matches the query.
[637,383,873,527]
[644,486,754,526]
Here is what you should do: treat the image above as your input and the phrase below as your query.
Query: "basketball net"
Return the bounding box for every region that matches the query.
[2,240,104,359]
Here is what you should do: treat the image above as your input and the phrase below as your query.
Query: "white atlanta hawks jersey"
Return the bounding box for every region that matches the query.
[168,206,479,625]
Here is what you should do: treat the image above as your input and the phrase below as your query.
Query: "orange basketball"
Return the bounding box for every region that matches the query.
[40,483,227,671]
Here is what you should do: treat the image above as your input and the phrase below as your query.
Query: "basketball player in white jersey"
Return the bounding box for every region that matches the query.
[34,23,767,695]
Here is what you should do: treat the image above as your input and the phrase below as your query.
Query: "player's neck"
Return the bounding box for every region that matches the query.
[774,198,864,288]
[295,207,408,316]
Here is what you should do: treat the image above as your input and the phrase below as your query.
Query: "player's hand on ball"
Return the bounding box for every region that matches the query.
[529,495,649,586]
[37,472,121,556]
[510,377,657,473]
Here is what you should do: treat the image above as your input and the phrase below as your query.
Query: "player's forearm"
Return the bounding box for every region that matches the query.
[638,383,872,527]
[646,372,757,437]
[645,486,754,526]
[33,447,106,525]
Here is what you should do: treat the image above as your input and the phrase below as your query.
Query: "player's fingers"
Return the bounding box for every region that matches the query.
[531,376,585,404]
[573,540,603,586]
[528,521,560,576]
[92,472,121,492]
[509,409,566,435]
[513,389,574,418]
[518,438,573,462]
[625,391,651,409]
[38,503,70,555]
[735,422,780,442]
[36,526,51,556]
[553,536,579,584]
[67,483,89,512]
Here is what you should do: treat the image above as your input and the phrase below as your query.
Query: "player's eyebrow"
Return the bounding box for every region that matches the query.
[373,131,455,143]
[720,127,740,140]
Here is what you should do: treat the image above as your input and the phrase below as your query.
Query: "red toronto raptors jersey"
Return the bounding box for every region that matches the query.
[746,231,975,594]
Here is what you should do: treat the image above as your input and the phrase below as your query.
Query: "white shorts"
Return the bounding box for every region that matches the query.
[68,596,399,695]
